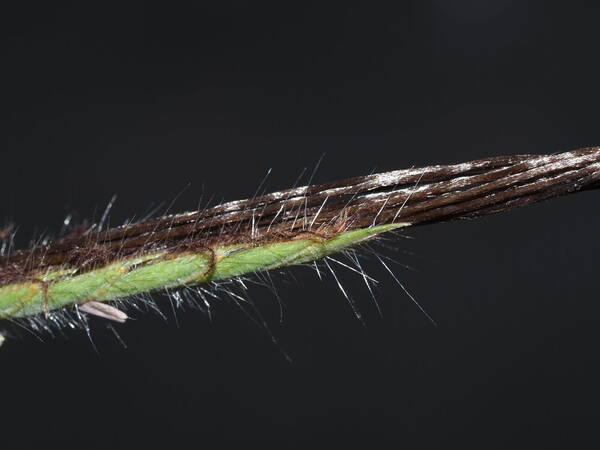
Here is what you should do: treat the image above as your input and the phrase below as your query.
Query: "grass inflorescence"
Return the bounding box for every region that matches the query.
[1,147,599,345]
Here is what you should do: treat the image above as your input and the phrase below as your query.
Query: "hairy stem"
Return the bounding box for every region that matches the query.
[1,147,599,324]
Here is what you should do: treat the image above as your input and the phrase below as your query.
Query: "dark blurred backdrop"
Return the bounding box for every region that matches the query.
[2,2,600,448]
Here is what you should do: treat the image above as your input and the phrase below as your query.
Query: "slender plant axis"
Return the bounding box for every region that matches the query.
[1,147,599,331]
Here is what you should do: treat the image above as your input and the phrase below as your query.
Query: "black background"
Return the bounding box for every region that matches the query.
[2,2,600,448]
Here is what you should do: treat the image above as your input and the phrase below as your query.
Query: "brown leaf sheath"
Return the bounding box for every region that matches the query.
[1,147,599,284]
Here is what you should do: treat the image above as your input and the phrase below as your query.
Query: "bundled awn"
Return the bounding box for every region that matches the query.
[0,147,599,344]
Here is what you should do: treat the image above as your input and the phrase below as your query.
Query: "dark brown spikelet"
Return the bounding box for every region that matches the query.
[1,147,599,286]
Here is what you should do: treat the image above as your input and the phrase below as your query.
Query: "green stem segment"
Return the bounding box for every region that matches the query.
[0,224,405,319]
